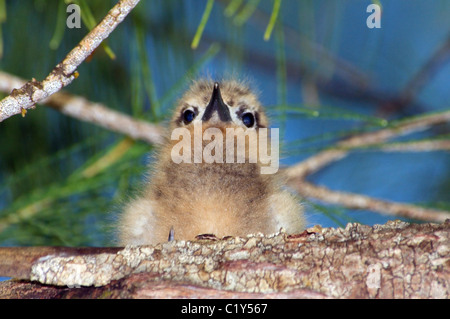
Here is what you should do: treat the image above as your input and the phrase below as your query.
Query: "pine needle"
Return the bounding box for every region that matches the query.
[49,1,66,50]
[264,0,281,41]
[233,0,260,26]
[191,0,215,50]
[80,138,135,179]
[224,0,243,17]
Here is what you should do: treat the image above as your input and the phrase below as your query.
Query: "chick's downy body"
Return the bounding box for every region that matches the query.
[119,80,305,245]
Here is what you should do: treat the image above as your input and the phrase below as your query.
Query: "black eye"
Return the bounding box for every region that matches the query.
[242,112,255,128]
[183,109,196,124]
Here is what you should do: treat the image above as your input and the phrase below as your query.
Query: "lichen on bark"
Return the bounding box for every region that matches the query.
[0,220,448,299]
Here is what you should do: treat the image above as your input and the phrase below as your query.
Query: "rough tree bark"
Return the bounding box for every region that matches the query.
[0,220,448,299]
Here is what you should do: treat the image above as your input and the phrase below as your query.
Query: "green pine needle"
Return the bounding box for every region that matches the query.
[264,0,281,41]
[191,0,215,50]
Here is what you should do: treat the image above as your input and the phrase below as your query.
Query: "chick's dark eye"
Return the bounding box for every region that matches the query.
[242,112,255,128]
[183,109,196,124]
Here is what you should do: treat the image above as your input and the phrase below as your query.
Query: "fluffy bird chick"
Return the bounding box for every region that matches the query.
[118,80,305,245]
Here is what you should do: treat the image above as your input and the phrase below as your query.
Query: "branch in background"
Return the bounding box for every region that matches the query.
[243,0,372,91]
[376,36,450,116]
[0,71,164,144]
[290,180,449,223]
[376,139,450,152]
[0,0,140,122]
[285,110,450,179]
[387,35,450,115]
[47,93,163,144]
[285,109,450,222]
[1,67,448,223]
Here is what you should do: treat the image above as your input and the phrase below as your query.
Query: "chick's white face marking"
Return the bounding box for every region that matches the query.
[178,84,261,129]
[170,81,279,174]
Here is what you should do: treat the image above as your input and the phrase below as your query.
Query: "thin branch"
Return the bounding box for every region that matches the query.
[399,35,450,108]
[285,110,450,180]
[0,0,141,122]
[46,92,163,144]
[241,0,371,90]
[0,71,164,144]
[375,139,450,152]
[377,35,450,116]
[289,180,449,223]
[285,110,450,222]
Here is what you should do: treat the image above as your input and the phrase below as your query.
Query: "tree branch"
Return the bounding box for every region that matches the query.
[0,220,448,298]
[0,71,164,144]
[0,0,141,122]
[374,139,450,152]
[289,180,449,223]
[285,110,450,180]
[284,110,450,222]
[399,35,450,109]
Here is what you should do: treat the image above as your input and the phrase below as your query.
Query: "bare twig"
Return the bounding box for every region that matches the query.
[0,71,164,144]
[47,92,164,144]
[285,110,450,222]
[285,110,450,179]
[1,221,448,298]
[0,0,141,122]
[378,35,450,116]
[376,139,450,152]
[399,35,450,108]
[289,180,449,223]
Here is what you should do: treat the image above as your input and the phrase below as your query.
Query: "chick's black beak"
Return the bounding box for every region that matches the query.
[201,82,232,122]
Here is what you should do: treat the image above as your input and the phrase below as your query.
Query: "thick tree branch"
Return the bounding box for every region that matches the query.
[48,92,164,144]
[0,220,448,298]
[0,0,140,122]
